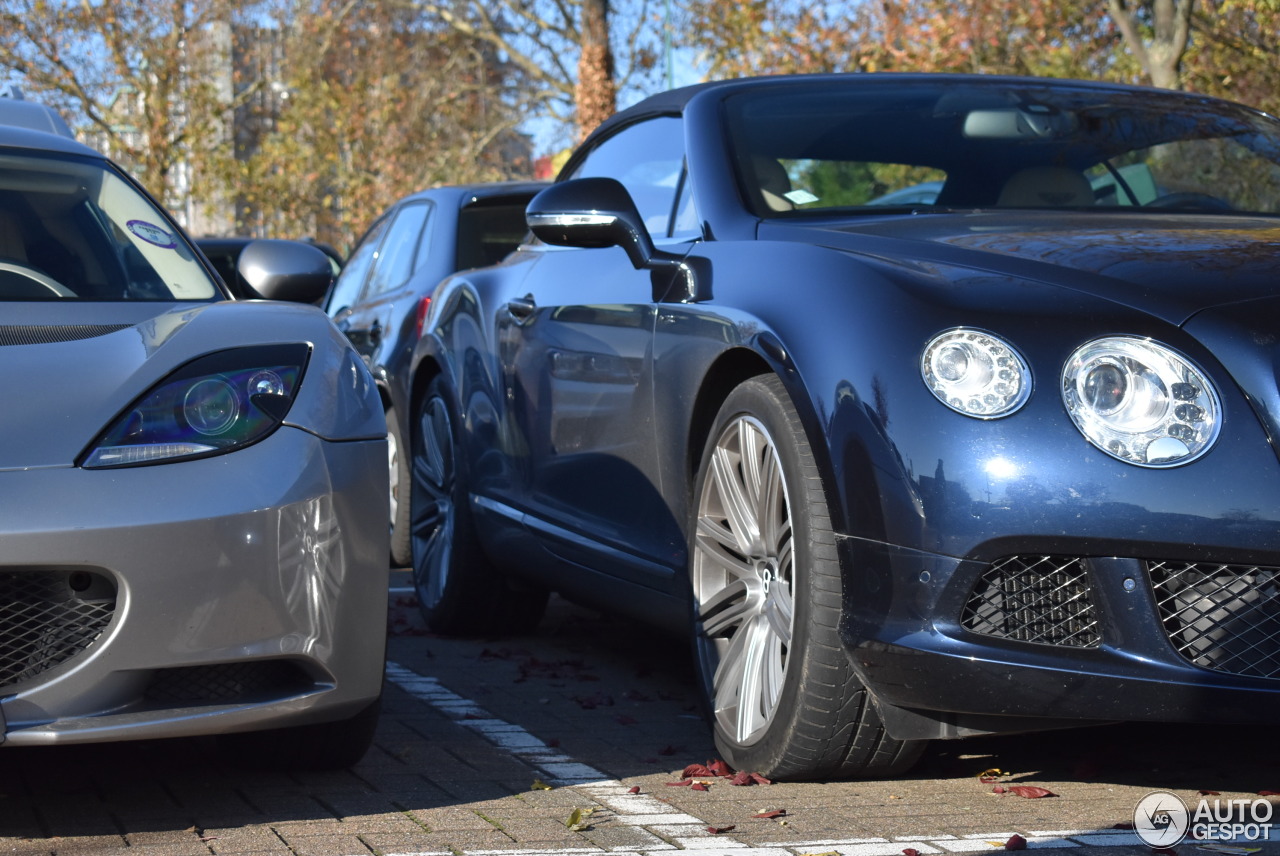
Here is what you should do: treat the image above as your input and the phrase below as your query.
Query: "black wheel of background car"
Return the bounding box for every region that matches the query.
[411,375,547,635]
[218,697,381,771]
[689,375,924,780]
[387,405,412,567]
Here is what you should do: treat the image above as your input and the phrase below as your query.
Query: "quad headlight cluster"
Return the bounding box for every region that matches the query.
[922,328,1221,468]
[81,344,309,468]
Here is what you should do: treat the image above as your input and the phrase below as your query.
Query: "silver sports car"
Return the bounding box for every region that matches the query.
[0,102,388,768]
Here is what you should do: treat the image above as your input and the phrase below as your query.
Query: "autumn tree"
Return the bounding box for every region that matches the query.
[1108,0,1195,89]
[404,0,658,142]
[226,1,532,250]
[0,0,260,218]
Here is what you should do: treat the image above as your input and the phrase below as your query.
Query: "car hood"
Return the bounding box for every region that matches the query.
[761,211,1280,326]
[0,300,382,470]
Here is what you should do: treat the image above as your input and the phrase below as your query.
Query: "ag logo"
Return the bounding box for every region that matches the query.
[1134,791,1190,847]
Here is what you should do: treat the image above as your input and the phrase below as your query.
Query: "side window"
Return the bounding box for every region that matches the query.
[569,116,686,238]
[365,202,431,298]
[325,214,388,316]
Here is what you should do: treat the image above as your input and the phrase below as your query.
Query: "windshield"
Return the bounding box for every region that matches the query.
[725,80,1280,218]
[0,150,217,301]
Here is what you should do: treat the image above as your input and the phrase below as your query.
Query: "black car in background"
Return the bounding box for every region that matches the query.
[198,236,342,300]
[325,182,546,565]
[406,73,1280,780]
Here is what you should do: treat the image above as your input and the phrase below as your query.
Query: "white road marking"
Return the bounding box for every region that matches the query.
[384,662,1160,855]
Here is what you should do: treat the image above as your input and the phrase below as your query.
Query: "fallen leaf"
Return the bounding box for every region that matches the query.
[666,780,694,787]
[1200,790,1222,796]
[729,771,773,786]
[565,807,595,831]
[1259,791,1280,797]
[753,809,787,819]
[992,785,1007,794]
[531,779,552,791]
[684,763,716,778]
[1007,786,1057,799]
[1113,822,1135,830]
[628,786,641,794]
[1005,834,1028,850]
[710,759,735,777]
[978,767,1005,783]
[691,782,710,791]
[904,849,921,856]
[708,825,736,834]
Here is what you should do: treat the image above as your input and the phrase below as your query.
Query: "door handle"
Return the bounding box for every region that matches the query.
[506,295,536,321]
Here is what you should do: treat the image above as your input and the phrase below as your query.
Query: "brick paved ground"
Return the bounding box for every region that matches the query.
[2,579,1278,856]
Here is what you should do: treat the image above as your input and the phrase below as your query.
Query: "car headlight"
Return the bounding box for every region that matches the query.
[81,344,309,468]
[1061,336,1221,467]
[921,328,1032,418]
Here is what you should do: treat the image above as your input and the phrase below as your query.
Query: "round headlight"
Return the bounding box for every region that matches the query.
[183,377,241,436]
[921,328,1032,418]
[1062,336,1221,467]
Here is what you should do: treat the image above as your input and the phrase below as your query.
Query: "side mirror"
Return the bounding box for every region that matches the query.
[527,177,671,271]
[238,239,333,303]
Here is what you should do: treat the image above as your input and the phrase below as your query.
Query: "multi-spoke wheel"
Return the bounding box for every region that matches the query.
[690,375,923,780]
[387,406,412,567]
[410,374,546,635]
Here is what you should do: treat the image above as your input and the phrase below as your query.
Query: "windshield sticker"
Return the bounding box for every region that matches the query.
[127,220,177,249]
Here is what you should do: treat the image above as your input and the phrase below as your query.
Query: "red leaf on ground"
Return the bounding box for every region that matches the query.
[903,849,921,856]
[1199,790,1221,796]
[666,780,693,787]
[708,825,736,834]
[1112,822,1135,830]
[1260,791,1280,796]
[979,776,999,784]
[753,810,786,819]
[992,785,1007,794]
[1005,834,1028,850]
[1007,786,1056,799]
[750,772,773,785]
[683,763,716,779]
[691,782,709,791]
[628,786,641,794]
[710,759,735,777]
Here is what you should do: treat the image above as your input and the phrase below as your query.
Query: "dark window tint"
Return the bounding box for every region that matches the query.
[455,201,532,271]
[570,116,686,236]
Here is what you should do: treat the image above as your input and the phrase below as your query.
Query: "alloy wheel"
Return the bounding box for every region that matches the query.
[692,414,795,746]
[411,394,455,609]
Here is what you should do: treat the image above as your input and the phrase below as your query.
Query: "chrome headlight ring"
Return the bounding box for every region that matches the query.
[921,328,1033,419]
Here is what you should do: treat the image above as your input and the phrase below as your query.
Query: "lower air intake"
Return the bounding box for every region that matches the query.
[962,555,1101,647]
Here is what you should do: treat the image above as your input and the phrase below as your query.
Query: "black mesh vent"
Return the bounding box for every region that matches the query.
[0,571,117,690]
[1149,561,1280,679]
[145,661,311,705]
[0,324,129,346]
[961,555,1101,647]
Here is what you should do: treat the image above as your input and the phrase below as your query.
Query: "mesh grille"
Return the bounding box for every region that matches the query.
[1149,561,1280,678]
[0,571,116,690]
[145,661,311,704]
[961,555,1101,647]
[0,325,128,346]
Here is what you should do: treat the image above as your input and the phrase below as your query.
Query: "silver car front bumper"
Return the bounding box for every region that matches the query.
[0,426,388,746]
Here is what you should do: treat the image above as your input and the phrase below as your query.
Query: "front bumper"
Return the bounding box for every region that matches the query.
[0,426,388,746]
[840,536,1280,740]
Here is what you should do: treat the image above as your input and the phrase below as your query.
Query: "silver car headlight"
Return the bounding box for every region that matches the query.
[1061,336,1221,467]
[81,344,309,468]
[921,328,1032,418]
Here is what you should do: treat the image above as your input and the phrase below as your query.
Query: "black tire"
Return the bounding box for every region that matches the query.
[688,375,924,780]
[219,697,381,771]
[387,405,412,567]
[411,374,547,635]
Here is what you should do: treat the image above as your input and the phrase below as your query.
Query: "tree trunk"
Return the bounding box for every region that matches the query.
[576,0,616,141]
[1108,0,1194,90]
